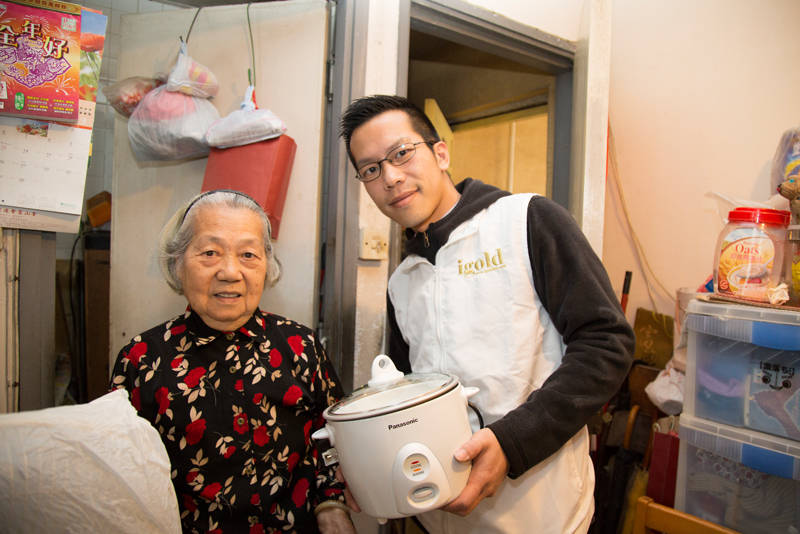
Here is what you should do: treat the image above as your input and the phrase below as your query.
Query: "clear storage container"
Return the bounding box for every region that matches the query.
[675,413,800,534]
[685,299,800,440]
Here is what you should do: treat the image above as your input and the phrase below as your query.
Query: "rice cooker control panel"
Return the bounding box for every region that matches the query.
[403,453,429,479]
[392,443,450,514]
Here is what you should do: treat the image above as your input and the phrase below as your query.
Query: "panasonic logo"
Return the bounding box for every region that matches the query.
[388,418,418,430]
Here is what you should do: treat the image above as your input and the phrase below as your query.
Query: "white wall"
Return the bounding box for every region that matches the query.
[604,0,800,324]
[465,0,584,42]
[55,0,179,259]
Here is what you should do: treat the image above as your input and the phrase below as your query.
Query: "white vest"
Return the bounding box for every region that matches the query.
[388,194,594,534]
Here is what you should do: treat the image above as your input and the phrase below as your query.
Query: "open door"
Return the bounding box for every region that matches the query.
[405,0,610,254]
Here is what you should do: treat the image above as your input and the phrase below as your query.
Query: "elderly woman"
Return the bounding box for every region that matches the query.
[110,190,355,534]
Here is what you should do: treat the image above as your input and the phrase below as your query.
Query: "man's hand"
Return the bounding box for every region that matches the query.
[441,428,509,516]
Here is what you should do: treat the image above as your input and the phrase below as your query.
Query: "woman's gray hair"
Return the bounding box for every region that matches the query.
[158,190,282,294]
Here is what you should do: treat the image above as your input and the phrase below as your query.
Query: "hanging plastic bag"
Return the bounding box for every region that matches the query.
[644,364,684,415]
[771,127,800,187]
[165,40,218,99]
[206,85,286,148]
[128,85,219,161]
[102,76,164,117]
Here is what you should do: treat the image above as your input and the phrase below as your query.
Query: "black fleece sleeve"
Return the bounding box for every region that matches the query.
[487,196,635,478]
[386,296,412,374]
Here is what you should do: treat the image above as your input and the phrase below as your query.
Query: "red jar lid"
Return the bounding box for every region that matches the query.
[727,207,790,226]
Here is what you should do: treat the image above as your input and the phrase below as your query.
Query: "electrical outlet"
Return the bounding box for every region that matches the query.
[359,229,388,260]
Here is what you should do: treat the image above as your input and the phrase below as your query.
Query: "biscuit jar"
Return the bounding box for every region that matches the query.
[714,207,790,303]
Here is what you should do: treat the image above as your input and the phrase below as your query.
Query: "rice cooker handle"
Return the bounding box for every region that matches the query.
[368,354,404,388]
[460,386,484,429]
[461,386,479,400]
[311,426,340,467]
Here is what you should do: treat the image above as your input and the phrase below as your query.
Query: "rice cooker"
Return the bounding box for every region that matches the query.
[312,355,478,523]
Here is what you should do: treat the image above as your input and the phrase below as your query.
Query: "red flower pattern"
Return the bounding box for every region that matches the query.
[250,493,260,506]
[287,335,304,356]
[126,342,147,366]
[184,367,206,388]
[200,482,222,501]
[186,418,206,445]
[253,393,263,404]
[269,348,282,367]
[250,524,265,534]
[155,387,170,414]
[130,387,141,411]
[170,324,186,335]
[253,425,269,446]
[291,478,309,508]
[282,385,303,406]
[233,413,249,434]
[183,494,198,512]
[170,356,183,369]
[287,452,300,472]
[235,379,244,392]
[223,445,236,458]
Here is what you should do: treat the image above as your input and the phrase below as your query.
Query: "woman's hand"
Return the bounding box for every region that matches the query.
[316,508,356,534]
[336,467,361,513]
[441,428,509,516]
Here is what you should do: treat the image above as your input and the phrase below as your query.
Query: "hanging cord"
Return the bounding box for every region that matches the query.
[184,7,202,44]
[247,4,256,86]
[608,124,676,313]
[246,3,257,107]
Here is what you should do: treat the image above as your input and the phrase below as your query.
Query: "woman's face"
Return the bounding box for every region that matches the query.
[179,204,267,332]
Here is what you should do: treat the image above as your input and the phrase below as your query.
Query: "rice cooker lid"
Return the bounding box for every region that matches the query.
[325,355,458,421]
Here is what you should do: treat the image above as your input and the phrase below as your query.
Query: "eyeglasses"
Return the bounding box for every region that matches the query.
[355,141,436,183]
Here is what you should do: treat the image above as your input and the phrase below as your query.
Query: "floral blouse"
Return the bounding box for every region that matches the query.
[110,308,346,533]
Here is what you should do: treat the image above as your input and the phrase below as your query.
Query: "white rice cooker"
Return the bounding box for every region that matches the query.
[312,355,478,523]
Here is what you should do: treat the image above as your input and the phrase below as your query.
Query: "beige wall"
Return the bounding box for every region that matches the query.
[465,0,584,41]
[604,0,800,325]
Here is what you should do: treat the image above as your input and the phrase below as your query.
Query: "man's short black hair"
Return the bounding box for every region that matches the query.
[339,95,440,167]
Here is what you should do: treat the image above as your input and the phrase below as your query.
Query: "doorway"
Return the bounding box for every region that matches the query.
[406,28,557,197]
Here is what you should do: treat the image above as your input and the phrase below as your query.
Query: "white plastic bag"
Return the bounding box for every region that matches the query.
[128,85,219,161]
[165,41,218,99]
[0,389,181,533]
[102,76,163,117]
[644,365,684,415]
[206,86,286,148]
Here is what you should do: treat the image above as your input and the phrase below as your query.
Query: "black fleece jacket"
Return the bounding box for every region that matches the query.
[386,178,635,478]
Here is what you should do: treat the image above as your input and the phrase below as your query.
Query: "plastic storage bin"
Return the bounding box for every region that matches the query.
[675,413,800,533]
[685,300,800,440]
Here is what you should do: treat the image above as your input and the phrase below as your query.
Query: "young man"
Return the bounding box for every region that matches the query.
[340,95,634,534]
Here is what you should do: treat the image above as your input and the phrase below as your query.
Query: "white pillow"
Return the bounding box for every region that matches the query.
[0,389,181,533]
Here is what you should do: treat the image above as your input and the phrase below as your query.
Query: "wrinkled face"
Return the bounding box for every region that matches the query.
[179,205,267,332]
[349,110,457,232]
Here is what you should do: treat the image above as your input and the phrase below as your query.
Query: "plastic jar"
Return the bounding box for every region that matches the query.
[713,207,790,303]
[785,225,800,304]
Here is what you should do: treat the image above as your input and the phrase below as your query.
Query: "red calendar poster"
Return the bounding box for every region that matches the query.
[0,0,82,123]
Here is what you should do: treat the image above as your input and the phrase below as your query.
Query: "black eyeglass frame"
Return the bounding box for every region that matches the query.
[354,140,438,183]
